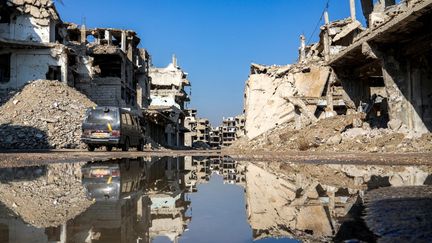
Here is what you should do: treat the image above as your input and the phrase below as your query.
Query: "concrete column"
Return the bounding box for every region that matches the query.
[361,0,374,26]
[137,196,143,220]
[323,11,330,62]
[299,35,306,63]
[136,79,143,109]
[60,223,67,243]
[60,48,68,85]
[105,30,112,45]
[381,54,427,132]
[326,71,335,112]
[80,24,86,44]
[121,31,127,53]
[176,123,180,147]
[172,54,177,67]
[349,0,356,21]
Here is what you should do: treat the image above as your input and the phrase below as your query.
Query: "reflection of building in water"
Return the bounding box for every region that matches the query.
[148,156,191,242]
[192,157,211,183]
[200,156,246,186]
[66,194,151,243]
[0,158,155,243]
[67,157,154,243]
[244,162,432,242]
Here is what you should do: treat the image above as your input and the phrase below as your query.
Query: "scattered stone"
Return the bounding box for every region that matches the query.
[327,134,342,145]
[388,119,402,131]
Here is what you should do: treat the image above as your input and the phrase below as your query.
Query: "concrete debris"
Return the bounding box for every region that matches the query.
[0,163,93,227]
[244,62,331,140]
[7,0,60,26]
[240,0,432,153]
[387,118,402,131]
[0,80,96,149]
[232,114,432,153]
[1,0,196,150]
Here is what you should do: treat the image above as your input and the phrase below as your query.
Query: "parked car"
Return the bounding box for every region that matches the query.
[81,106,145,151]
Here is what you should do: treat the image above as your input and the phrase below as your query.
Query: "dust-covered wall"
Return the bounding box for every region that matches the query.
[244,65,330,139]
[0,48,66,90]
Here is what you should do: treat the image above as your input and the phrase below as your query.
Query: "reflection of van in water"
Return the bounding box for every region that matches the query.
[81,106,145,151]
[81,159,145,201]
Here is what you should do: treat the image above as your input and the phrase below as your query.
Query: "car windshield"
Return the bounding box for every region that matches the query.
[84,108,119,124]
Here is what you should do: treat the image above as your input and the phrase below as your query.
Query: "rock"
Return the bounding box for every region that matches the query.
[327,134,342,145]
[388,119,402,131]
[352,117,363,128]
[342,128,369,139]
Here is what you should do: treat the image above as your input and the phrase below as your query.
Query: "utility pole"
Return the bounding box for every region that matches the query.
[350,0,356,21]
[323,11,330,62]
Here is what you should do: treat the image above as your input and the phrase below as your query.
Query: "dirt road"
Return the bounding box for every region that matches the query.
[0,149,431,167]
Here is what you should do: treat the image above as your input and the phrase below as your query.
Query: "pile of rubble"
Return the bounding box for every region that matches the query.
[0,163,93,227]
[232,114,432,153]
[0,80,95,149]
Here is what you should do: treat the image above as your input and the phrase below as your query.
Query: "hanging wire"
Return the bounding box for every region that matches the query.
[306,0,330,45]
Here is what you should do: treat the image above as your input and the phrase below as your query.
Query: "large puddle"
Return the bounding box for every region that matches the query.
[0,156,431,242]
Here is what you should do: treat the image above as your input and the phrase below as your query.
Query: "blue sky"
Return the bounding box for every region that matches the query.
[57,0,367,125]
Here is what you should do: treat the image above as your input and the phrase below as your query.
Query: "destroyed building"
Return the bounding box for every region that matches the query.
[147,55,191,147]
[0,0,201,150]
[209,126,222,148]
[184,108,213,148]
[221,117,236,147]
[243,0,432,140]
[184,108,198,147]
[0,0,67,92]
[330,0,432,134]
[0,0,152,111]
[65,24,151,110]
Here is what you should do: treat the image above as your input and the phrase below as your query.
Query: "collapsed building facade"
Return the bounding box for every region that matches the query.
[65,24,151,110]
[0,0,151,108]
[0,0,196,149]
[243,0,432,140]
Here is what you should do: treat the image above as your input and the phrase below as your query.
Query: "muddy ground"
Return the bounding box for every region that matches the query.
[0,149,431,169]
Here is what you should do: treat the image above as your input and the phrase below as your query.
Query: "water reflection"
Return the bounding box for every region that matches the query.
[0,157,431,242]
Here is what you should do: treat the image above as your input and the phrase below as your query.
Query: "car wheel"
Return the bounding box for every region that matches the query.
[122,138,129,151]
[106,146,113,152]
[137,139,144,151]
[87,145,95,152]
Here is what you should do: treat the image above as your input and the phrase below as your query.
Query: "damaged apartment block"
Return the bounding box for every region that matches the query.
[0,0,152,112]
[65,24,151,109]
[146,55,191,147]
[330,0,432,133]
[0,0,68,92]
[243,0,432,139]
